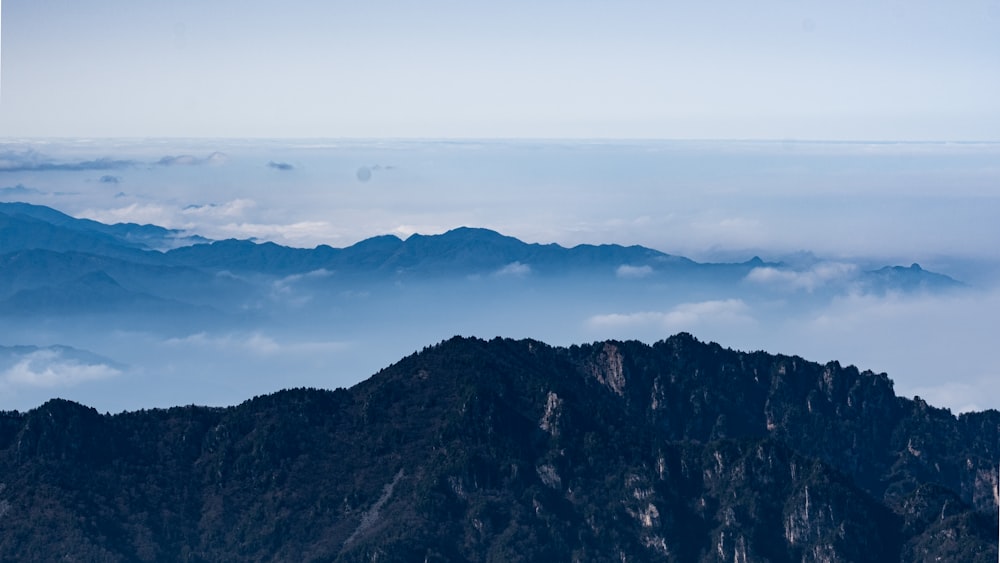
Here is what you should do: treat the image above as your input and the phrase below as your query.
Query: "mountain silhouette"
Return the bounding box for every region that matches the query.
[1,202,963,290]
[0,334,995,561]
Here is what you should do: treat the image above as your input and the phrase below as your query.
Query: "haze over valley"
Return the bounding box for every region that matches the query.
[1,139,998,414]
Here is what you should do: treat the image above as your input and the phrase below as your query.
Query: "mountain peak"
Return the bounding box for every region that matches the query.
[0,334,995,560]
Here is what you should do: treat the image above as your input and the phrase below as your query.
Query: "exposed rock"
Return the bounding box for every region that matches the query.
[0,334,995,561]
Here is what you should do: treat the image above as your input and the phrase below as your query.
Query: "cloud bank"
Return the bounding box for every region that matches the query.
[0,150,135,172]
[588,299,754,332]
[745,263,860,292]
[156,152,228,167]
[616,265,654,279]
[494,262,531,277]
[0,347,122,390]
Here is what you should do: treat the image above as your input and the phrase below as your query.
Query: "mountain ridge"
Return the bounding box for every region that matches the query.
[0,201,961,285]
[0,333,996,561]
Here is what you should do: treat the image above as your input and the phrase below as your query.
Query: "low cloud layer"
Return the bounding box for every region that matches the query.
[616,264,653,279]
[0,139,997,415]
[494,262,531,277]
[156,152,228,167]
[0,347,121,390]
[163,331,349,357]
[0,149,228,177]
[588,299,754,332]
[0,150,135,172]
[182,199,257,219]
[745,263,859,292]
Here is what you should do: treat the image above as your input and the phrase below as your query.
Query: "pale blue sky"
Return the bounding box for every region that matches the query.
[2,0,999,139]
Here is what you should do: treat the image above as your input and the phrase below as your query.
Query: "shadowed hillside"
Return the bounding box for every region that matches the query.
[0,334,996,561]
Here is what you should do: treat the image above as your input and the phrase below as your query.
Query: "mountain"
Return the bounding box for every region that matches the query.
[0,209,155,262]
[0,201,966,343]
[347,227,695,277]
[0,201,208,251]
[1,202,963,287]
[0,248,251,306]
[0,344,123,373]
[0,334,995,561]
[162,227,698,278]
[166,238,339,275]
[865,263,966,292]
[0,270,212,318]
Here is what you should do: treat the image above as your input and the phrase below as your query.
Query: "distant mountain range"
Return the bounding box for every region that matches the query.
[0,334,995,561]
[0,201,963,320]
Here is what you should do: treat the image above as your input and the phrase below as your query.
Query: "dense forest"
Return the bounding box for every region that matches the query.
[0,334,997,561]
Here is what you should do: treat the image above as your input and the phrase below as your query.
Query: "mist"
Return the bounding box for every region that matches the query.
[1,139,998,414]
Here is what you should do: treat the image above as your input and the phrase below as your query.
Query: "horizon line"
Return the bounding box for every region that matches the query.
[2,136,1000,145]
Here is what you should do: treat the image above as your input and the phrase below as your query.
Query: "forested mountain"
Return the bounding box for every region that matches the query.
[0,334,996,561]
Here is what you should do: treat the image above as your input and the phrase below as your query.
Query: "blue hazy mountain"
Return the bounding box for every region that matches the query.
[0,201,208,251]
[165,227,773,283]
[0,208,154,262]
[0,343,124,373]
[0,202,964,321]
[0,270,214,318]
[865,263,966,292]
[164,227,702,277]
[166,238,339,275]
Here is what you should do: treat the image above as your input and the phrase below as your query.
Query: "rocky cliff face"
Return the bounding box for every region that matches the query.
[0,334,996,561]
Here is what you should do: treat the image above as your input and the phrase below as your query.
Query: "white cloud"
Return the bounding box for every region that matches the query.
[81,203,178,228]
[616,264,653,279]
[0,350,120,389]
[393,225,419,238]
[80,199,256,234]
[904,377,1000,414]
[156,152,228,166]
[588,299,753,331]
[494,262,531,277]
[162,331,349,356]
[214,221,334,246]
[751,285,1000,414]
[164,332,280,355]
[182,198,256,218]
[745,262,858,292]
[271,269,334,305]
[807,289,972,329]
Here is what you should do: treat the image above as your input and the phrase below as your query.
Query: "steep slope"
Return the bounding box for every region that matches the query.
[0,335,996,562]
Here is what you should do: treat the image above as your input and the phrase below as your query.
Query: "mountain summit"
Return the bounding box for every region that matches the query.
[0,334,996,561]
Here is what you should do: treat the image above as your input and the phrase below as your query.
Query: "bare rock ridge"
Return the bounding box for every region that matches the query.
[0,333,997,561]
